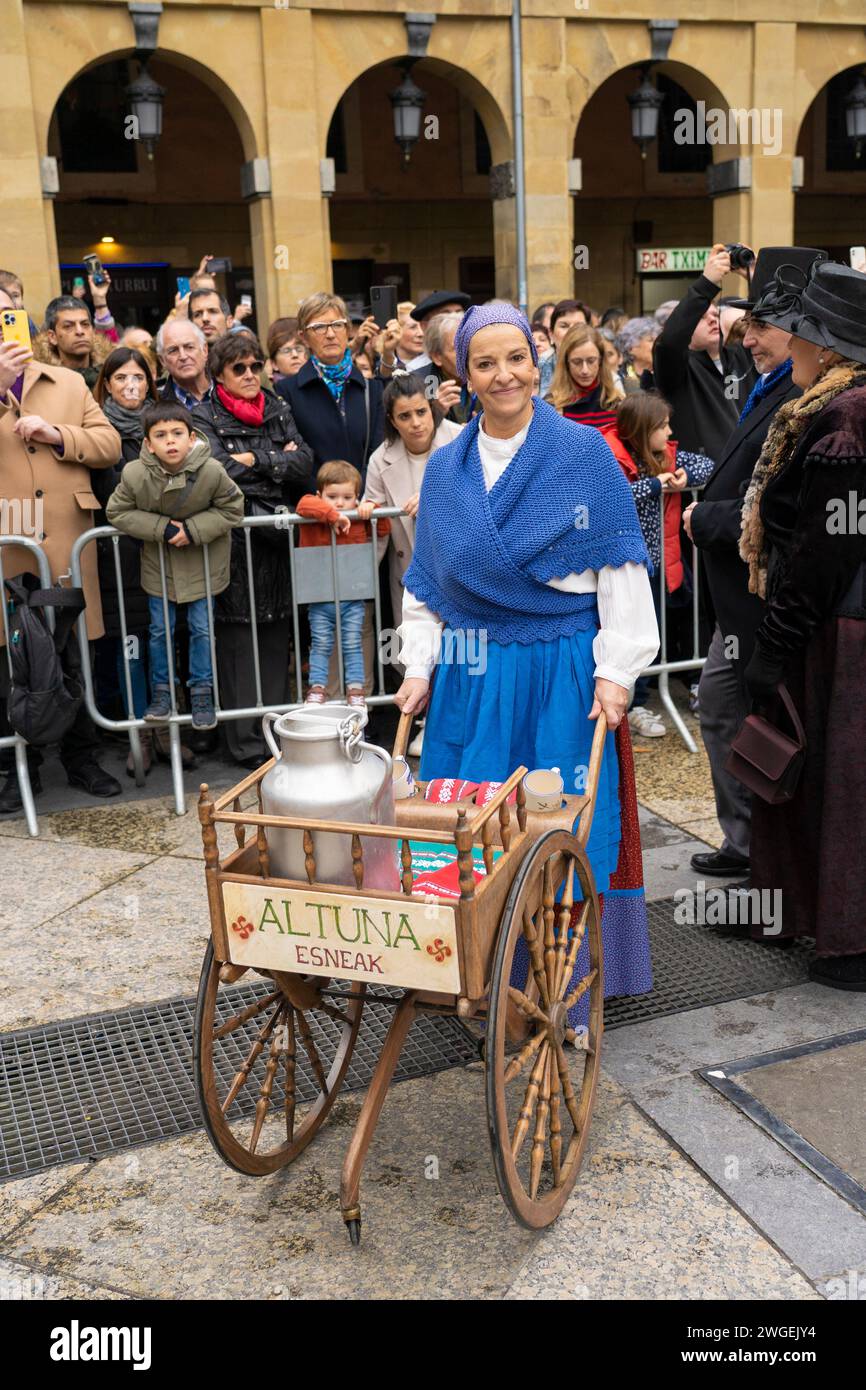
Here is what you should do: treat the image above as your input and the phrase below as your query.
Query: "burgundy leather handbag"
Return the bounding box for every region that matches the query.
[725,684,806,805]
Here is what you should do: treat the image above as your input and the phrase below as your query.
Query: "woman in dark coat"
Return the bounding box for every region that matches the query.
[192,332,313,767]
[92,347,156,773]
[275,292,383,486]
[739,262,866,989]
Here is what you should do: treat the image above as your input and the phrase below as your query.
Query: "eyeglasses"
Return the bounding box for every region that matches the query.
[305,319,349,336]
[571,354,600,368]
[228,360,264,377]
[277,343,306,357]
[162,344,201,358]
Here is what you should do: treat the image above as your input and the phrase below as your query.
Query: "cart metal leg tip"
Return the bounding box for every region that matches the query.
[343,1210,362,1246]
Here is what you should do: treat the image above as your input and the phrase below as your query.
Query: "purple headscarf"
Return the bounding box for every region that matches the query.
[454,303,538,380]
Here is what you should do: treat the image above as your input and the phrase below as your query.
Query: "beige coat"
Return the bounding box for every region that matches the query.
[0,360,120,644]
[363,418,463,625]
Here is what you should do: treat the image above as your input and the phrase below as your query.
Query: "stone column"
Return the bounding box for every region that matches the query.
[260,7,332,317]
[2,0,60,314]
[521,17,574,309]
[747,22,796,250]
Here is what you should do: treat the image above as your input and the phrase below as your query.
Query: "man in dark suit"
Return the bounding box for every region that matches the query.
[683,246,826,876]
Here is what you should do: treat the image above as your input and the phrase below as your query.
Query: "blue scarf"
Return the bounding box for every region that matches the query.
[738,358,792,422]
[404,398,649,645]
[313,349,353,402]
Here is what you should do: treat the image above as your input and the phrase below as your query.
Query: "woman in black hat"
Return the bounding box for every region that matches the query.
[739,261,866,988]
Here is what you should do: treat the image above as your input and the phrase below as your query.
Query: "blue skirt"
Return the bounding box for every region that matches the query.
[419,627,621,893]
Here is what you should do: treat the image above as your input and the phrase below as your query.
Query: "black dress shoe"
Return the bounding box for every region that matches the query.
[0,769,42,816]
[691,848,750,876]
[809,954,866,991]
[66,760,122,799]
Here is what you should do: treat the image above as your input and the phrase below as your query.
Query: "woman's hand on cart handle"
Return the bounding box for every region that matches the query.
[394,677,430,716]
[589,677,629,731]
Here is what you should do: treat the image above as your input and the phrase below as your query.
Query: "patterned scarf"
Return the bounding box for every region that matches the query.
[738,358,792,422]
[739,362,866,597]
[313,349,353,402]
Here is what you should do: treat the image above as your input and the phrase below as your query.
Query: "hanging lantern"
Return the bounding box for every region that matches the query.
[125,67,166,160]
[627,69,665,159]
[389,64,426,165]
[844,71,866,159]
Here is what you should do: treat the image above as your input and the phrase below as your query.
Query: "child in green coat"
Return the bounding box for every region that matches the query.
[106,402,244,729]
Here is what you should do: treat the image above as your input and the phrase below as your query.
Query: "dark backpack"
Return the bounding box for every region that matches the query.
[3,574,86,745]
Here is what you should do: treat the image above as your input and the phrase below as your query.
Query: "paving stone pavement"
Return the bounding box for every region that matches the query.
[1,702,864,1300]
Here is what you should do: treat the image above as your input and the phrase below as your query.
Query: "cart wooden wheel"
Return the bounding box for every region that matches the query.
[485,829,603,1228]
[194,942,366,1176]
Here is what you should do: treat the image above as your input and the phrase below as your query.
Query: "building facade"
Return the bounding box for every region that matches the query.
[6,0,866,328]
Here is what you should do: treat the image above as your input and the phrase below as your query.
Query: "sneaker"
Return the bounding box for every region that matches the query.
[0,768,42,816]
[346,686,366,709]
[689,682,700,714]
[628,706,667,738]
[408,720,425,758]
[305,685,327,705]
[190,685,217,731]
[144,686,172,723]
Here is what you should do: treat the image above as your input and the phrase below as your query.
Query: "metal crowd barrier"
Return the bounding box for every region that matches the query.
[70,508,405,816]
[6,492,710,832]
[641,485,707,752]
[0,536,55,836]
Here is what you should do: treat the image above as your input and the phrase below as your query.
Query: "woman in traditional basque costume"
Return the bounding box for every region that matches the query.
[739,262,866,990]
[394,303,660,1018]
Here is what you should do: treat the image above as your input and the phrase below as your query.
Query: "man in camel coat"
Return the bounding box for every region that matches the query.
[0,285,124,813]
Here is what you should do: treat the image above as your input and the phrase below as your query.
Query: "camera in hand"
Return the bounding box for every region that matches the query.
[724,243,755,271]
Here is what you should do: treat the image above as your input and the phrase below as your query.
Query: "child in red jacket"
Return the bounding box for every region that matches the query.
[296,460,390,707]
[601,392,713,737]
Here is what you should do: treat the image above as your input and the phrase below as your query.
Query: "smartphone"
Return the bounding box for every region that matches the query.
[82,253,108,286]
[1,309,32,357]
[205,257,232,274]
[240,294,252,308]
[176,275,191,298]
[370,285,398,330]
[850,246,866,273]
[73,276,86,291]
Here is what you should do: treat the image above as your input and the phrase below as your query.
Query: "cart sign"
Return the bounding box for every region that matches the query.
[221,881,461,993]
[636,246,711,273]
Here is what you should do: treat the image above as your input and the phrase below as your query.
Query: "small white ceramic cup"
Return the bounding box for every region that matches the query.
[392,756,416,800]
[522,766,564,812]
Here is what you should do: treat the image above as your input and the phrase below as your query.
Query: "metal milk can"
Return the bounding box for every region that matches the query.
[260,704,400,891]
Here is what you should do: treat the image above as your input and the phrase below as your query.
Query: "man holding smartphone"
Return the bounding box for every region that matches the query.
[0,286,124,812]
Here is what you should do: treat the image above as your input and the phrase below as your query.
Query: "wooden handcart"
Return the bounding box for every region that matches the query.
[194,711,607,1243]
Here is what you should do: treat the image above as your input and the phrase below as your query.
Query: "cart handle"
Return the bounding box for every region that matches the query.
[574,712,609,851]
[393,709,414,761]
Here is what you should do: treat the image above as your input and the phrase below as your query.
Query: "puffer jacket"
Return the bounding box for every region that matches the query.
[601,424,714,592]
[191,388,314,624]
[105,434,244,602]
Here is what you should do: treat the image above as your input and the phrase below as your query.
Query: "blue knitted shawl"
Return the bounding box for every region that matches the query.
[404,398,649,644]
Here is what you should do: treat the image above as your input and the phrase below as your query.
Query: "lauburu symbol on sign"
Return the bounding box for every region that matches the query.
[231,914,254,940]
[426,938,452,963]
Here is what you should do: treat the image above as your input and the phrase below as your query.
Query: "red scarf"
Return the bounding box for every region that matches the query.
[216,383,265,426]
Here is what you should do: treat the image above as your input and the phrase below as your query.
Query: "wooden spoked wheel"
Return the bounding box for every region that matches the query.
[194,942,365,1176]
[485,829,603,1228]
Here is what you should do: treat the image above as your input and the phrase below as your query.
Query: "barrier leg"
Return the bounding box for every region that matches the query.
[657,667,697,753]
[13,737,38,838]
[168,720,186,816]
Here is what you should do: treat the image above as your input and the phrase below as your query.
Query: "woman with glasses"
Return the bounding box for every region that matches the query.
[265,317,308,384]
[546,324,624,429]
[275,292,384,487]
[193,332,314,767]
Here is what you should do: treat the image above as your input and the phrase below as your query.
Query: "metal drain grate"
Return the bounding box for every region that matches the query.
[603,896,812,1029]
[0,985,477,1182]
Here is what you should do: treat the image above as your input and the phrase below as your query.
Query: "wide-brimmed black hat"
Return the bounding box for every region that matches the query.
[728,245,827,311]
[786,262,866,365]
[410,290,471,322]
